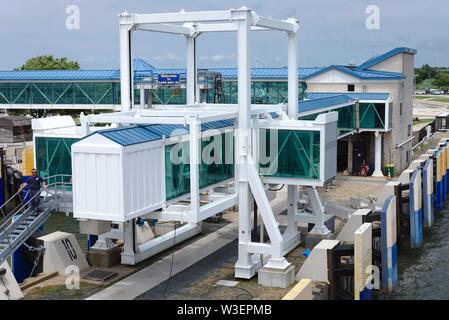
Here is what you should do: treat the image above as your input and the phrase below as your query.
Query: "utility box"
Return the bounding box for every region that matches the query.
[436,112,449,131]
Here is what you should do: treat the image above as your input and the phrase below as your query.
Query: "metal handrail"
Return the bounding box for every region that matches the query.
[0,187,28,218]
[0,174,72,235]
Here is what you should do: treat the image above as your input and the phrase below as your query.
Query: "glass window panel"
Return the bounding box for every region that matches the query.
[259,129,320,179]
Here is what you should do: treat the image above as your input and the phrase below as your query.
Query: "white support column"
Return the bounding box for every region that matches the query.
[119,11,133,112]
[186,36,197,104]
[306,187,331,235]
[286,28,300,239]
[234,8,257,279]
[139,87,145,109]
[122,220,136,261]
[373,131,384,177]
[189,120,201,221]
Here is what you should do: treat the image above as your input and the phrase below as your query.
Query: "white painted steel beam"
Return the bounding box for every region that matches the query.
[0,104,122,110]
[133,10,233,24]
[189,121,201,222]
[121,223,202,265]
[137,23,193,35]
[186,36,197,104]
[234,8,256,279]
[252,15,298,33]
[119,12,133,112]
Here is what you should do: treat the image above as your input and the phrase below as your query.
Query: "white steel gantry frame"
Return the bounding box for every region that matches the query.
[115,7,326,277]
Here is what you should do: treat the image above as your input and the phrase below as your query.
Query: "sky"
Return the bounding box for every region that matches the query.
[0,0,448,70]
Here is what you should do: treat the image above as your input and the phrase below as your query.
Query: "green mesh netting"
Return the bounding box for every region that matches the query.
[35,137,78,185]
[165,132,234,201]
[0,82,119,105]
[298,104,356,137]
[259,129,320,179]
[359,103,386,129]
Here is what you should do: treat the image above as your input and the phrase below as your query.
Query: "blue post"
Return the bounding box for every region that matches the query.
[381,195,398,292]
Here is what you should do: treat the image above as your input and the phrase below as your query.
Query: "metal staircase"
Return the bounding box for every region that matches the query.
[0,175,72,265]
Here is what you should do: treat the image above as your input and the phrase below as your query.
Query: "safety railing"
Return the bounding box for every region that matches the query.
[0,174,72,235]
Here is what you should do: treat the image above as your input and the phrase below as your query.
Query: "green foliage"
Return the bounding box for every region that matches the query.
[18,55,79,70]
[415,64,437,83]
[433,71,449,92]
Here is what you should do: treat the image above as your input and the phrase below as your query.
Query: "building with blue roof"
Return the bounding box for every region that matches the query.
[1,47,416,176]
[304,47,416,175]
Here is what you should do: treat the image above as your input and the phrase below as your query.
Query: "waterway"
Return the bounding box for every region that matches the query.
[382,206,449,300]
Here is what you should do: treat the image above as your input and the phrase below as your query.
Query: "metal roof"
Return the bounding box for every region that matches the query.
[302,65,404,81]
[0,69,120,81]
[133,58,155,72]
[307,92,391,101]
[299,95,357,114]
[93,119,234,146]
[208,67,322,80]
[0,47,413,82]
[358,47,417,70]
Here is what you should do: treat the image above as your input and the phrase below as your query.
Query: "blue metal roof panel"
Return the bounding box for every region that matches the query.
[303,65,404,81]
[201,119,234,131]
[307,92,390,101]
[100,126,162,146]
[208,67,322,80]
[0,69,121,81]
[299,95,357,113]
[92,119,235,146]
[133,58,155,72]
[358,47,417,70]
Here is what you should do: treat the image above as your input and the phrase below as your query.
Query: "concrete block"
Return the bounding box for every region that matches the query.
[88,245,122,268]
[38,231,89,275]
[79,219,111,236]
[258,264,295,288]
[337,209,371,243]
[296,239,340,283]
[304,231,333,250]
[282,278,313,300]
[354,223,373,300]
[0,261,23,300]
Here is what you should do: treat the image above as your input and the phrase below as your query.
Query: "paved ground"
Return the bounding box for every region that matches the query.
[413,98,449,119]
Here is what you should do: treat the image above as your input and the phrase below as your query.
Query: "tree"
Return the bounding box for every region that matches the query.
[14,55,80,118]
[416,64,437,84]
[434,71,449,92]
[18,55,80,70]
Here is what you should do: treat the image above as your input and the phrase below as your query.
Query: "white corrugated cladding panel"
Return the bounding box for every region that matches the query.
[72,134,123,221]
[122,141,164,221]
[72,133,165,222]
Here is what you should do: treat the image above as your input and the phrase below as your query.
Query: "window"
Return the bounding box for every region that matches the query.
[406,150,410,163]
[408,124,412,137]
[347,84,355,92]
[400,103,403,115]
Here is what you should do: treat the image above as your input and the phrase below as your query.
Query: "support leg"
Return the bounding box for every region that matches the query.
[306,187,331,236]
[373,131,384,177]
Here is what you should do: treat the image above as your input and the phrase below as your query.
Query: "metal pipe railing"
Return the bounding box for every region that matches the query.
[0,174,72,235]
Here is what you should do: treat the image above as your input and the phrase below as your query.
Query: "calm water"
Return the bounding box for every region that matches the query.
[382,207,449,300]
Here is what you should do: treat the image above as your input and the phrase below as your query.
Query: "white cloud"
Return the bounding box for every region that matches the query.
[152,53,183,62]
